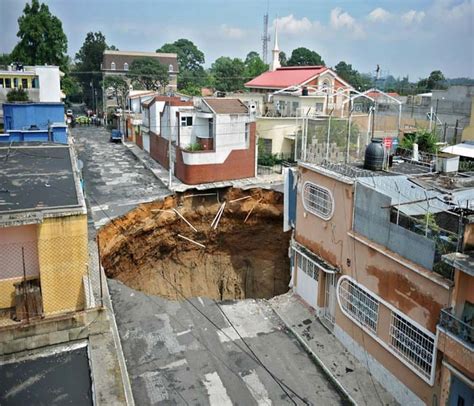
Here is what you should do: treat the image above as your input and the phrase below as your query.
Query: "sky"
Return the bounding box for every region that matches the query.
[1,0,473,80]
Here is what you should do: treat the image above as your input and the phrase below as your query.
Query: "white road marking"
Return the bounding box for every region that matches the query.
[202,372,233,406]
[198,297,205,307]
[241,369,272,406]
[160,358,188,370]
[177,329,191,336]
[91,204,108,212]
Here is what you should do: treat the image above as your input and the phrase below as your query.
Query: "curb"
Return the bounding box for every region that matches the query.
[271,306,357,406]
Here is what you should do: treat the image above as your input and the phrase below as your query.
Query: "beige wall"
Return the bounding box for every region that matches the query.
[37,214,88,314]
[461,97,474,141]
[256,117,296,155]
[294,166,452,402]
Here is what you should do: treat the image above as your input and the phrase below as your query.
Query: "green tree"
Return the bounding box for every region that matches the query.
[0,53,11,69]
[279,51,287,67]
[61,74,81,98]
[244,52,268,80]
[75,32,114,107]
[334,61,372,90]
[103,75,129,107]
[400,128,438,153]
[128,57,169,91]
[287,47,324,66]
[10,0,68,70]
[7,88,30,102]
[210,57,245,92]
[417,70,447,91]
[157,38,207,90]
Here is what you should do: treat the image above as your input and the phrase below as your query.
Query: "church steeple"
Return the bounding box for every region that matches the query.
[270,23,281,72]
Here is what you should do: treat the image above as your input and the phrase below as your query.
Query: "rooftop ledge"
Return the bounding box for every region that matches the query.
[442,252,474,277]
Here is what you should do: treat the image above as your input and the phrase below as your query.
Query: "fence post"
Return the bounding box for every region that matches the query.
[454,119,459,144]
[97,234,104,308]
[21,247,29,324]
[443,123,447,143]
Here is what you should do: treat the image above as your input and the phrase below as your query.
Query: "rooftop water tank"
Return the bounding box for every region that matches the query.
[364,139,385,171]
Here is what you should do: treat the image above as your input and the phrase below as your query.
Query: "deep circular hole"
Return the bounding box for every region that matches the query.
[99,188,292,301]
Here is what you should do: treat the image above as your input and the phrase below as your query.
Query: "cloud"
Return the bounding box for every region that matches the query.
[401,10,426,24]
[220,24,245,39]
[273,14,313,34]
[330,8,365,38]
[367,8,391,22]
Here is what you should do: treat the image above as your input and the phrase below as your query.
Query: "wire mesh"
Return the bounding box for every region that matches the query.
[0,235,103,328]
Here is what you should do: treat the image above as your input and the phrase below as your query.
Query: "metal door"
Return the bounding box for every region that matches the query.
[323,273,337,324]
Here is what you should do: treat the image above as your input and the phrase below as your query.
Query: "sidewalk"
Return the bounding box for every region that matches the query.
[269,292,398,406]
[123,141,284,193]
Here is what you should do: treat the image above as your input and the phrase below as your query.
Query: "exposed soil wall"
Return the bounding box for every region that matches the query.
[99,188,291,301]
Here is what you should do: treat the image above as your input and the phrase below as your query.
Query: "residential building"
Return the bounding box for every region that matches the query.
[284,154,474,405]
[0,143,91,324]
[1,102,68,144]
[102,50,179,112]
[140,96,256,184]
[0,65,63,124]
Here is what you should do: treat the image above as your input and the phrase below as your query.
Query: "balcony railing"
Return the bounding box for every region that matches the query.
[439,307,473,348]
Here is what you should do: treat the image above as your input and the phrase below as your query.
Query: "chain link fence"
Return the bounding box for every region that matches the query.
[0,235,103,328]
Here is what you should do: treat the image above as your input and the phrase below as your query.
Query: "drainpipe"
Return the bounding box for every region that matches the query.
[47,120,52,142]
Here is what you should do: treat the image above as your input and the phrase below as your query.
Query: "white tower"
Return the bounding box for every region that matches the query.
[270,23,281,72]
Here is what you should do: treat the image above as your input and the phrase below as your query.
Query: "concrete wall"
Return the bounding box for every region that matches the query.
[256,117,297,155]
[37,214,88,315]
[461,97,474,141]
[3,103,65,131]
[35,66,62,102]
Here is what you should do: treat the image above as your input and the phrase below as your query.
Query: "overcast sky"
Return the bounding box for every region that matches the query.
[1,0,473,79]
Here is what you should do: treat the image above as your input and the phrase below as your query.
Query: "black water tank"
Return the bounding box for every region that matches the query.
[302,86,308,96]
[364,139,385,171]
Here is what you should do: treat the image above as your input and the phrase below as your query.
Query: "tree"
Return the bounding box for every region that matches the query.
[75,32,114,107]
[210,57,246,92]
[287,48,324,66]
[334,61,372,90]
[417,70,447,91]
[279,51,287,67]
[244,52,268,80]
[10,0,68,70]
[128,57,169,91]
[0,54,11,69]
[7,88,30,102]
[103,75,129,107]
[61,75,81,98]
[157,38,207,90]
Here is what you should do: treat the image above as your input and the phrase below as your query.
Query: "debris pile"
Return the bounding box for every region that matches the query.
[99,188,292,301]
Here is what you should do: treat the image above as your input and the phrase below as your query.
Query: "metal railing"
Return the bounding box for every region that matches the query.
[439,307,473,348]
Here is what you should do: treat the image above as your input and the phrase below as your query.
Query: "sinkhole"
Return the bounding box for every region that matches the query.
[99,188,292,301]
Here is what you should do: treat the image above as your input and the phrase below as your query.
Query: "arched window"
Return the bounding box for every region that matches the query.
[124,62,129,71]
[321,79,331,93]
[302,181,334,220]
[111,61,116,70]
[169,64,173,72]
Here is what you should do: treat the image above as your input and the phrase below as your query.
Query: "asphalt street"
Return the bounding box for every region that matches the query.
[76,125,343,405]
[72,126,170,228]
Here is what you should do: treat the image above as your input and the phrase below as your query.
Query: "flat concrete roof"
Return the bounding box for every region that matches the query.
[0,144,80,215]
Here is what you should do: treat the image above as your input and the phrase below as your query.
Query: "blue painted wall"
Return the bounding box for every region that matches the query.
[3,103,65,131]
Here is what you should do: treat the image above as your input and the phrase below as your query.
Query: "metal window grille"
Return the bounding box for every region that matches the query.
[338,279,379,332]
[303,182,334,220]
[297,253,319,281]
[389,312,435,379]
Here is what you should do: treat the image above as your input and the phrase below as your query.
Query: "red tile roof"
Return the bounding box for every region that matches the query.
[366,91,400,99]
[245,66,328,89]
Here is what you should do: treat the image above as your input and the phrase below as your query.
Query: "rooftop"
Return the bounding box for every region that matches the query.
[203,98,248,114]
[103,50,177,58]
[442,252,474,276]
[0,144,82,218]
[245,66,328,89]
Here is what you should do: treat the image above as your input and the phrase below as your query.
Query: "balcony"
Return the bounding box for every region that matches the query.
[439,307,473,349]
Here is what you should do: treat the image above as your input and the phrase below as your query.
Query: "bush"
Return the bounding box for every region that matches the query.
[186,142,203,152]
[400,128,438,153]
[7,88,30,102]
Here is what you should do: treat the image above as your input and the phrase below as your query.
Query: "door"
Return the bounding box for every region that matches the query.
[449,375,474,406]
[323,273,337,324]
[295,253,318,309]
[143,132,150,153]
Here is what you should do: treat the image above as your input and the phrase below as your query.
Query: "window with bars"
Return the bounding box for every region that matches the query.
[302,182,334,220]
[338,279,379,332]
[297,254,319,281]
[389,312,435,379]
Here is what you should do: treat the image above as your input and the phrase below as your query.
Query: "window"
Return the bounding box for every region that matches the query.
[389,312,435,379]
[31,78,38,88]
[297,254,319,281]
[13,78,18,88]
[5,78,11,88]
[180,116,193,127]
[245,123,250,148]
[338,278,379,332]
[0,78,3,88]
[261,138,272,155]
[21,78,28,88]
[124,62,129,71]
[302,182,334,220]
[111,61,116,70]
[315,102,324,112]
[321,80,331,93]
[169,64,174,72]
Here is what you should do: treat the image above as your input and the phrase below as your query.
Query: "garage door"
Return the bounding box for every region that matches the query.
[295,254,319,309]
[143,133,150,153]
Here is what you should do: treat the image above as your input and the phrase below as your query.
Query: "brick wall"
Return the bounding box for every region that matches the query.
[149,131,169,169]
[175,122,256,184]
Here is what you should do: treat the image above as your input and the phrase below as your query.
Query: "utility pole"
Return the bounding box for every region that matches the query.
[261,2,270,64]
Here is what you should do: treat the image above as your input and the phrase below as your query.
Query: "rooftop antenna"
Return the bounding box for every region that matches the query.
[261,0,271,64]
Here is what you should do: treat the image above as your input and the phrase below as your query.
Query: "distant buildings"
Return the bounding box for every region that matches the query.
[284,151,474,405]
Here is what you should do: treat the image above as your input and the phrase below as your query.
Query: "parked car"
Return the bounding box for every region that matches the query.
[110,129,122,142]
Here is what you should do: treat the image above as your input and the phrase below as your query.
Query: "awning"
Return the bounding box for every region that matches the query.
[292,241,339,274]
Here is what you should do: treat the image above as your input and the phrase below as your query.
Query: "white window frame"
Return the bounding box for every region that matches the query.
[180,116,193,127]
[297,252,319,281]
[302,181,334,221]
[336,275,437,385]
[124,62,129,71]
[389,312,435,380]
[169,64,174,72]
[338,277,379,333]
[111,61,116,70]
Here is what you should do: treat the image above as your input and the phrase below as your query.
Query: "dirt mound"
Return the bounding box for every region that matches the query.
[99,188,291,301]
